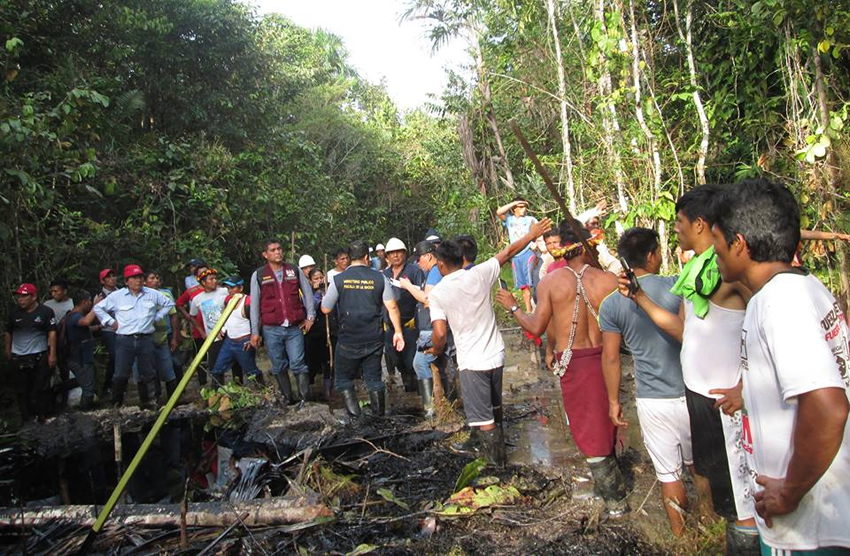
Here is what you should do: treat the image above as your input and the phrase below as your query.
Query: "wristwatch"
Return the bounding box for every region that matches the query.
[510,305,519,314]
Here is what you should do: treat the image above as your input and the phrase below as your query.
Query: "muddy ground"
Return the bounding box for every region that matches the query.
[0,330,725,554]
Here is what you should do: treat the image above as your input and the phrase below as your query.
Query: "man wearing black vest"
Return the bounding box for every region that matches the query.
[322,240,404,417]
[382,237,424,392]
[250,239,316,404]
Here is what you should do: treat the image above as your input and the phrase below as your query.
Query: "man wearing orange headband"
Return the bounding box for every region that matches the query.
[496,220,628,516]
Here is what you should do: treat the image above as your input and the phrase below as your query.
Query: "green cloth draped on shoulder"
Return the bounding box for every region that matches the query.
[669,246,722,318]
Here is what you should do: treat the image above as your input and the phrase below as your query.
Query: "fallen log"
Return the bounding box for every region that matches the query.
[0,497,332,529]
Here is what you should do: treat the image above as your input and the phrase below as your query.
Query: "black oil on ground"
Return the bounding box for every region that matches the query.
[0,330,725,554]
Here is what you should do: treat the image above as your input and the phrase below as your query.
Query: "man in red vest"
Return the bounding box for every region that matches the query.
[250,239,316,404]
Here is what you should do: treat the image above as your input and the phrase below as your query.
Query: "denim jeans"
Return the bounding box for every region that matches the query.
[153,342,177,382]
[68,360,96,399]
[262,325,308,376]
[413,331,435,379]
[115,334,156,382]
[335,340,384,393]
[213,336,260,379]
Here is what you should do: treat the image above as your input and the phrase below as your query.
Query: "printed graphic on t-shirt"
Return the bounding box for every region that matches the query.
[199,298,223,332]
[820,301,848,386]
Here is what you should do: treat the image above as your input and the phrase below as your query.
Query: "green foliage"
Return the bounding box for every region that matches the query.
[0,0,472,325]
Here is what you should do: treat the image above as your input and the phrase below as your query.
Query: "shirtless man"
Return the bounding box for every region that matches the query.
[496,219,628,516]
[618,184,759,554]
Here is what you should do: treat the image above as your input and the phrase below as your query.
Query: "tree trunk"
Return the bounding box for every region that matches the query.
[626,0,668,271]
[0,498,333,528]
[595,0,628,213]
[546,0,577,213]
[673,0,710,185]
[473,37,516,190]
[812,47,850,308]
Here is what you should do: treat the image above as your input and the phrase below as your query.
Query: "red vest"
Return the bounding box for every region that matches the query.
[256,263,306,327]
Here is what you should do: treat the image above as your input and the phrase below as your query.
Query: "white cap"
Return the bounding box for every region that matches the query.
[298,255,316,268]
[375,243,385,251]
[425,235,440,242]
[385,237,406,253]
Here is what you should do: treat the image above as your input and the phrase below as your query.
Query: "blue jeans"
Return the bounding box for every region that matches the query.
[213,336,260,378]
[68,360,96,399]
[262,325,308,376]
[413,331,435,379]
[335,340,384,393]
[115,334,156,382]
[153,343,177,382]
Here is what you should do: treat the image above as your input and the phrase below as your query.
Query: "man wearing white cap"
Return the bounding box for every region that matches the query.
[298,255,316,278]
[383,237,424,392]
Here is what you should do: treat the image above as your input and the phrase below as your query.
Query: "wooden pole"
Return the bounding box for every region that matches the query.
[508,120,601,269]
[290,231,296,263]
[323,255,334,375]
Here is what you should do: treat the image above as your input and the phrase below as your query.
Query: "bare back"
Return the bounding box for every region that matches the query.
[539,261,618,352]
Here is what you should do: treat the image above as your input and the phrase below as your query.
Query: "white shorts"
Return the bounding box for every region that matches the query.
[636,397,694,483]
[720,409,755,521]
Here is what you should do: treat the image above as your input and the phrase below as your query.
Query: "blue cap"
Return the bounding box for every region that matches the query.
[221,276,244,287]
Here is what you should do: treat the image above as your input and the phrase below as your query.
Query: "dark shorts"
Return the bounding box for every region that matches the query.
[685,388,736,521]
[458,367,503,426]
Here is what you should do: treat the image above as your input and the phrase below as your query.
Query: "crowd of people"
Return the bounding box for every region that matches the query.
[3,178,849,554]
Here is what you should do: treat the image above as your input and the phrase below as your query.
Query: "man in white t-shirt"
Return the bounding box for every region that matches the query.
[428,217,552,466]
[210,276,264,386]
[712,179,849,554]
[189,268,229,385]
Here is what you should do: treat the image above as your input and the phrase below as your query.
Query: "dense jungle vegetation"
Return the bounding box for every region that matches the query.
[2,0,849,308]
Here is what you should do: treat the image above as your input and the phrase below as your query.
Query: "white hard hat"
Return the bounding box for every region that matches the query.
[375,243,385,251]
[385,237,406,253]
[298,255,316,268]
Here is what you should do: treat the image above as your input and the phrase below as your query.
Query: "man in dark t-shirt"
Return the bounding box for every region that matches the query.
[65,291,97,410]
[4,283,57,421]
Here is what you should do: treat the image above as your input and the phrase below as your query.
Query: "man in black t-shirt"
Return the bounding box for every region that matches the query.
[4,283,57,421]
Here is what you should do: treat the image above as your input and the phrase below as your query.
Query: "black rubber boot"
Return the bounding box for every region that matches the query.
[211,373,226,388]
[368,390,386,416]
[417,378,435,418]
[165,379,178,399]
[254,372,266,386]
[297,373,311,404]
[112,377,129,407]
[79,395,95,411]
[340,388,361,418]
[275,372,295,404]
[137,380,154,410]
[588,456,629,517]
[726,523,760,556]
[323,379,333,401]
[401,370,418,393]
[479,427,506,467]
[450,428,481,457]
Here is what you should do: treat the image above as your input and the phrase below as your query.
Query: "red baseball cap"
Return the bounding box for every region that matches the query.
[14,283,37,296]
[99,268,115,281]
[123,264,144,279]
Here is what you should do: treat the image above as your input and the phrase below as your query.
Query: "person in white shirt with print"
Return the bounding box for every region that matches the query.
[712,178,849,555]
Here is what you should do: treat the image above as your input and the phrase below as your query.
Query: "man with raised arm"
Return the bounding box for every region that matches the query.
[600,227,692,534]
[496,197,538,313]
[429,217,552,467]
[618,185,758,553]
[496,220,628,515]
